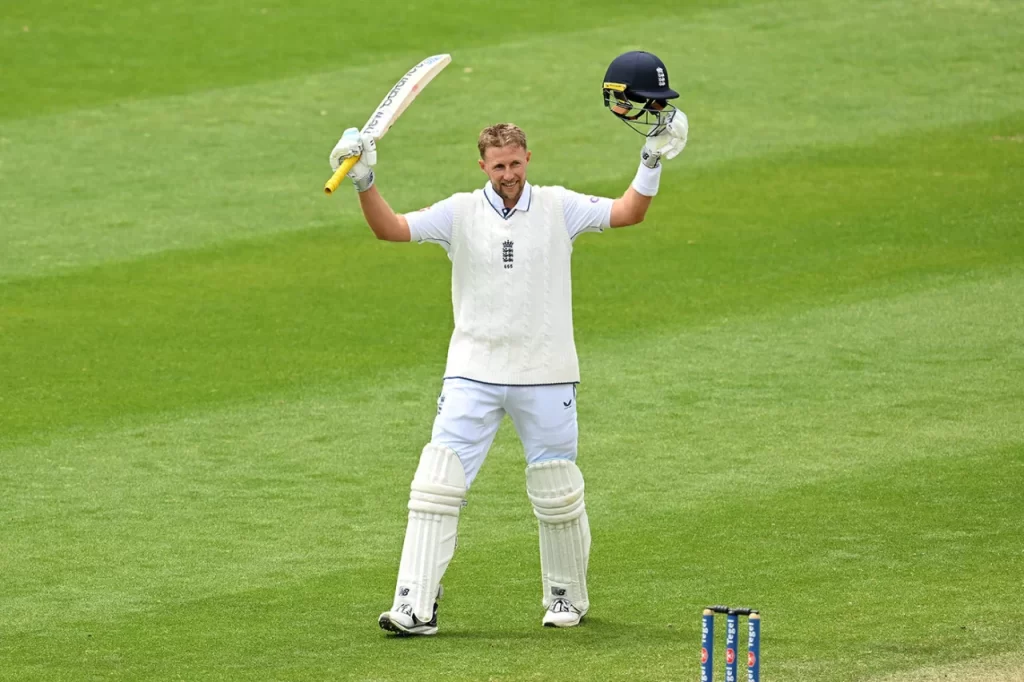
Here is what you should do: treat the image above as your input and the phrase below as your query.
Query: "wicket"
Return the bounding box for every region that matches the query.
[701,605,761,682]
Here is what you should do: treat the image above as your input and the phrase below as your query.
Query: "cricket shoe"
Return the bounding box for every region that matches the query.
[378,586,442,636]
[542,598,587,628]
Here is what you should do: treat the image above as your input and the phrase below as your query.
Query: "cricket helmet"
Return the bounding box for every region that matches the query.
[602,51,680,137]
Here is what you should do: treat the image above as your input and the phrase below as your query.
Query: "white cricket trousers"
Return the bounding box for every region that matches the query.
[431,378,578,487]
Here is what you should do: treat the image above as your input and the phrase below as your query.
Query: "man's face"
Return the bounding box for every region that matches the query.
[479,144,531,204]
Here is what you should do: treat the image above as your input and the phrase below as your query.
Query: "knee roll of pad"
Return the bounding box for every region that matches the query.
[526,458,587,522]
[409,442,467,516]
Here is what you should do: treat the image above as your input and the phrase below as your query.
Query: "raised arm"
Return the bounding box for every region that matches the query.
[610,186,654,228]
[357,187,411,242]
[329,128,411,242]
[609,112,688,228]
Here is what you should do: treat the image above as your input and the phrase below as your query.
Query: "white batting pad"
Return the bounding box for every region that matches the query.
[394,443,467,621]
[526,459,591,612]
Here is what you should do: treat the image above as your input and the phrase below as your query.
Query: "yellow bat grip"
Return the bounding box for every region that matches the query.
[324,155,360,195]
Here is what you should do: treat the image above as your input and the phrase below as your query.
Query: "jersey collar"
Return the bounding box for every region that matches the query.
[483,181,533,220]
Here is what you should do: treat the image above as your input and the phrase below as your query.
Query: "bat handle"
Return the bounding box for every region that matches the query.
[324,155,360,195]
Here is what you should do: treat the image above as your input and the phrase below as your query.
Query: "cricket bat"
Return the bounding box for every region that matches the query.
[324,54,452,195]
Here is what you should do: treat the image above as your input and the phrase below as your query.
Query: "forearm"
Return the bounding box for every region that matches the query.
[357,186,411,242]
[610,163,660,227]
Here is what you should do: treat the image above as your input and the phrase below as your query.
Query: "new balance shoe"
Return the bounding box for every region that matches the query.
[542,597,586,628]
[378,586,443,636]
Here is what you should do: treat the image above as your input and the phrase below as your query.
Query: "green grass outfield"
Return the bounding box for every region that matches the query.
[2,0,1022,680]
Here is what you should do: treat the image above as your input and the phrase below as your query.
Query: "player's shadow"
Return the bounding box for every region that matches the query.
[382,615,690,642]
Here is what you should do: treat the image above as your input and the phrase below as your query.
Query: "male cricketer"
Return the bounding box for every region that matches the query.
[329,51,688,635]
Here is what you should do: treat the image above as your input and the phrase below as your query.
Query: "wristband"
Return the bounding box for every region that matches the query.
[631,161,662,197]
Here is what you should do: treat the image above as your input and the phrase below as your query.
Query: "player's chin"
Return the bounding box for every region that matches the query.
[500,181,519,196]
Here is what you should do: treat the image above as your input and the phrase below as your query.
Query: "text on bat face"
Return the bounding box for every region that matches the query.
[365,73,416,134]
[363,58,441,136]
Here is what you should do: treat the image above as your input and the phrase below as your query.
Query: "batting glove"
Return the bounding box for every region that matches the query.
[641,111,689,168]
[329,127,377,192]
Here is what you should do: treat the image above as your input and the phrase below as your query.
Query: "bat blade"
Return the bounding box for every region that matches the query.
[361,54,451,140]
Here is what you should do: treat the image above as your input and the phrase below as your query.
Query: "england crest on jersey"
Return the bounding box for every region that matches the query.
[502,240,514,269]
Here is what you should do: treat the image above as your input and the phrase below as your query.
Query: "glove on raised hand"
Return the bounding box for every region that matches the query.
[640,111,689,169]
[329,127,377,192]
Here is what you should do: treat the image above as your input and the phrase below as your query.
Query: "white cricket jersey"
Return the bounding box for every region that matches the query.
[405,182,614,385]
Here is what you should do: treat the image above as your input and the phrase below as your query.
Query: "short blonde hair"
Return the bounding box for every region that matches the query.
[478,123,527,158]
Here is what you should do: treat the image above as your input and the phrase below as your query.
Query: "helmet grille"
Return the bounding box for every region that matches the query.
[603,87,678,138]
